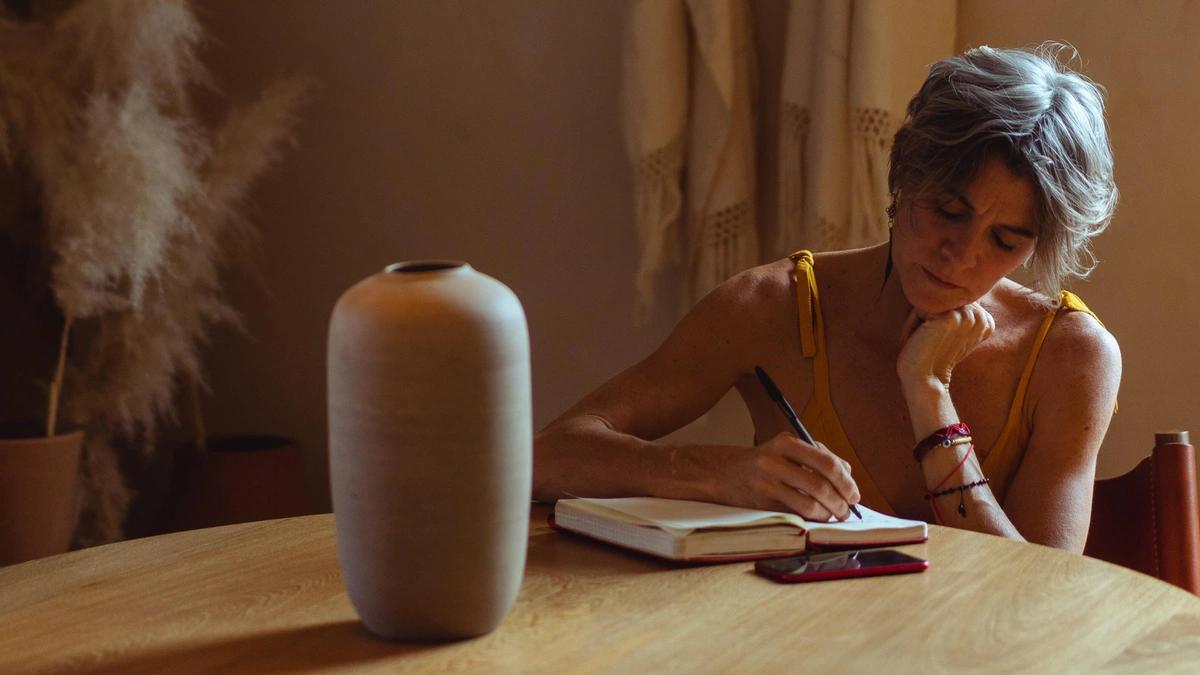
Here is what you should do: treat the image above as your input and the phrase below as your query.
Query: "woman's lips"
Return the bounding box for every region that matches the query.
[922,267,961,289]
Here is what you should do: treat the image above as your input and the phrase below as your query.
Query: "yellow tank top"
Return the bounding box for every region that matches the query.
[789,250,1103,515]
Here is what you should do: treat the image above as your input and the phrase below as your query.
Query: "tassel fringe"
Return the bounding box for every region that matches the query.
[631,136,684,326]
[848,106,895,247]
[692,199,756,303]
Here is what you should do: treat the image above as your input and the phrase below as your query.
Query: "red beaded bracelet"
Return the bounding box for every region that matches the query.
[912,422,972,464]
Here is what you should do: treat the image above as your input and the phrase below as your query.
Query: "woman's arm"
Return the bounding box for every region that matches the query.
[897,303,1024,538]
[1000,311,1121,550]
[898,306,1121,548]
[534,268,861,520]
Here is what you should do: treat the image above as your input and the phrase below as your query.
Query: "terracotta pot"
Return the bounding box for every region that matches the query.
[168,434,309,531]
[0,430,83,566]
[328,261,532,641]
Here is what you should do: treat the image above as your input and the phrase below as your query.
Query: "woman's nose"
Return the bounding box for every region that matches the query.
[939,228,979,267]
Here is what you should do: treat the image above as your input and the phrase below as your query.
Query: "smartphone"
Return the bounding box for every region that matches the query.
[754,549,928,583]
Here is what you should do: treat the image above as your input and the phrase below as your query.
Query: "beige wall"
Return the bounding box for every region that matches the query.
[199,1,676,507]
[199,1,1194,509]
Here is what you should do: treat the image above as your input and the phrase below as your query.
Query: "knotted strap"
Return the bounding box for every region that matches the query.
[790,249,818,358]
[785,248,893,514]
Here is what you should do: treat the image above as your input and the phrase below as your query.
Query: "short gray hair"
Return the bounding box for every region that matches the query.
[889,43,1117,302]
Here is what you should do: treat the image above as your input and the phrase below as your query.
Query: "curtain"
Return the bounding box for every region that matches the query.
[623,0,957,319]
[777,0,957,255]
[623,0,758,324]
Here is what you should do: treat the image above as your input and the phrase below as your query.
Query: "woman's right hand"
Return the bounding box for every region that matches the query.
[715,432,861,521]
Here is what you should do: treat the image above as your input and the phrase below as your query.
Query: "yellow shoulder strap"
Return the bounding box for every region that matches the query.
[1002,290,1111,434]
[1059,290,1102,324]
[789,250,818,358]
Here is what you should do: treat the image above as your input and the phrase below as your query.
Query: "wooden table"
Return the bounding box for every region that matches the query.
[2,505,1198,673]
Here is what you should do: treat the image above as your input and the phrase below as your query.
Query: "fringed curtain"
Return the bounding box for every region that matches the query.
[623,0,758,325]
[623,0,956,318]
[777,0,957,255]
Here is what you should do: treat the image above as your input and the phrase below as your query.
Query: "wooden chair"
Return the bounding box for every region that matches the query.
[1084,431,1200,594]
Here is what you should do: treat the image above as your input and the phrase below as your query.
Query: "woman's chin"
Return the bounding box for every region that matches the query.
[897,273,977,314]
[905,292,969,316]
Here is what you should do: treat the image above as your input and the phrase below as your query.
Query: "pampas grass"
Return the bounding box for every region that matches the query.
[0,0,304,546]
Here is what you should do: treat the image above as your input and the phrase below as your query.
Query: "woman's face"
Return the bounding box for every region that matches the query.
[891,156,1040,315]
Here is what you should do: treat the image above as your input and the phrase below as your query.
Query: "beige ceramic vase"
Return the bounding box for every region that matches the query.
[327,261,532,640]
[0,430,83,566]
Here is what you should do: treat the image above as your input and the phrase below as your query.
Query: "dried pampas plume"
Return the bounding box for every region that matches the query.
[0,0,305,546]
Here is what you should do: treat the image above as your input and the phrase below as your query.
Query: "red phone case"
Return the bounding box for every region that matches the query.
[755,552,928,583]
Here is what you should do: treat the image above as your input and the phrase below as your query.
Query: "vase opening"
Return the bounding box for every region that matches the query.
[385,261,468,274]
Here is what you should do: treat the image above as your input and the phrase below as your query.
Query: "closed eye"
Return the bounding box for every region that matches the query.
[935,207,969,221]
[990,229,1016,252]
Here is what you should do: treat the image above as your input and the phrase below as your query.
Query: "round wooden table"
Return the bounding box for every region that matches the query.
[2,505,1197,672]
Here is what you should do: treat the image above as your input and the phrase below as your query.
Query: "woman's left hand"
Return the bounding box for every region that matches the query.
[896,302,995,395]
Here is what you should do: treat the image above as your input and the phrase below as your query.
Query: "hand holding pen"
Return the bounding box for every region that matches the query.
[755,366,863,521]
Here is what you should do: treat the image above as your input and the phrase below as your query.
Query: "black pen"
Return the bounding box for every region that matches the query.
[754,365,862,520]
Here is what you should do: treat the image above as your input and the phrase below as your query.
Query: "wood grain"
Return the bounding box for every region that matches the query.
[0,505,1196,673]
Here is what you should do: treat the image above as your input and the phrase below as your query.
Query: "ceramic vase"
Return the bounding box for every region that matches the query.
[327,261,532,640]
[0,430,83,566]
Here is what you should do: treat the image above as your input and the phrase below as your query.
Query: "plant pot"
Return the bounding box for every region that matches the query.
[0,430,83,566]
[168,434,309,531]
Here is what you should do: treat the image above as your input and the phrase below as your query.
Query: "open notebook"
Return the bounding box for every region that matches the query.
[553,497,927,563]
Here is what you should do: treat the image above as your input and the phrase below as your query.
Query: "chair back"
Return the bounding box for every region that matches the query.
[1085,431,1200,594]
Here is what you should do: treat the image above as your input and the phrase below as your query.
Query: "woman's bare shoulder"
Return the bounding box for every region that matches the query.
[682,249,885,353]
[989,280,1118,363]
[1041,304,1121,371]
[809,245,889,296]
[699,257,796,318]
[988,279,1054,322]
[1019,288,1121,409]
[991,280,1117,352]
[671,257,801,360]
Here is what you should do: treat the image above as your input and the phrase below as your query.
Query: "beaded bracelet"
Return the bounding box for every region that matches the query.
[926,478,991,520]
[912,422,972,464]
[941,436,973,450]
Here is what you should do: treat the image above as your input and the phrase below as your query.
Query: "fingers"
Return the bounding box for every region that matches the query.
[899,307,924,343]
[957,302,995,354]
[831,449,853,476]
[900,303,994,389]
[904,302,995,360]
[762,434,861,520]
[979,303,995,340]
[766,482,835,522]
[921,303,989,333]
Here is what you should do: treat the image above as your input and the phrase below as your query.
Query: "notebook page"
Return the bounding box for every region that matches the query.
[575,497,807,535]
[803,504,925,532]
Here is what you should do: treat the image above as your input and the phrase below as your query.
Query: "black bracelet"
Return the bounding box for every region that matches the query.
[925,478,991,518]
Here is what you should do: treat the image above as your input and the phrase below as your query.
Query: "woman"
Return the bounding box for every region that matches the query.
[533,44,1120,552]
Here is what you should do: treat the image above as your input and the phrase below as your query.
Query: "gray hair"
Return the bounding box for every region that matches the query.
[889,43,1118,302]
